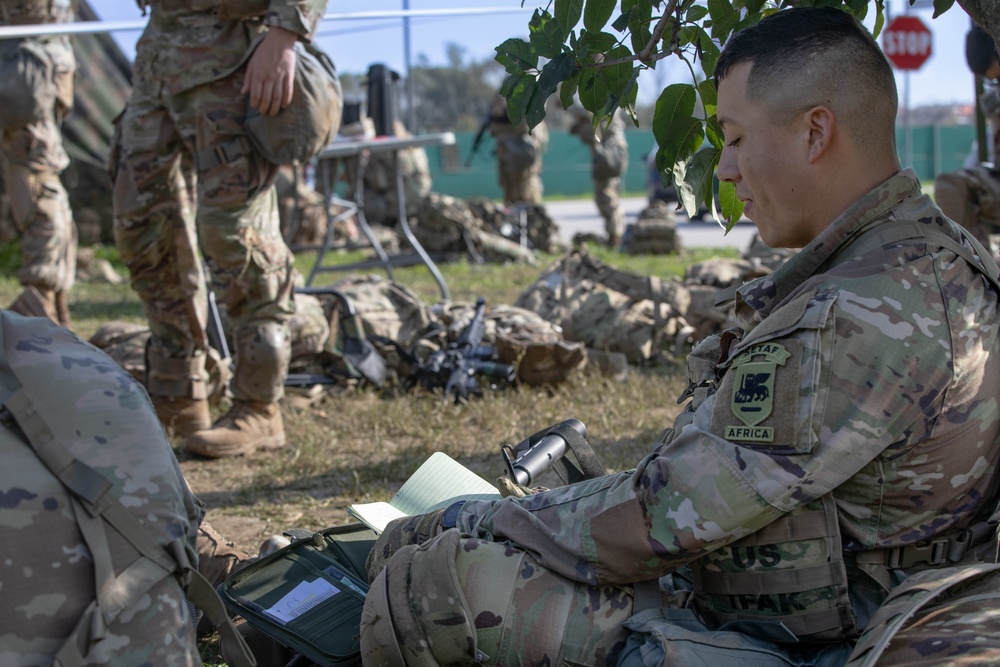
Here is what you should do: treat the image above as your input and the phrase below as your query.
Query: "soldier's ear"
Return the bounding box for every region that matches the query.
[804,105,834,163]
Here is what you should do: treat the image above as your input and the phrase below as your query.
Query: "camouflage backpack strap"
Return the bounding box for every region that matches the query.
[0,381,256,667]
[844,562,1000,667]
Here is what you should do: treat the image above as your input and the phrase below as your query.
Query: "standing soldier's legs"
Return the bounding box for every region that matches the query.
[112,92,212,438]
[595,175,624,248]
[180,75,295,459]
[361,530,633,667]
[2,118,77,326]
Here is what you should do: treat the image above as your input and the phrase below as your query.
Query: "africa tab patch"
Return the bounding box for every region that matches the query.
[724,343,790,443]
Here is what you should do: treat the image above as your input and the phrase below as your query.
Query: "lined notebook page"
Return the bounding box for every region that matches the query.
[348,452,501,532]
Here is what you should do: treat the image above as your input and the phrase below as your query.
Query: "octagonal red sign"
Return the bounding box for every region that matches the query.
[882,15,933,71]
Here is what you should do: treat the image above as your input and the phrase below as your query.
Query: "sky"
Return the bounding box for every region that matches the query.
[84,0,981,111]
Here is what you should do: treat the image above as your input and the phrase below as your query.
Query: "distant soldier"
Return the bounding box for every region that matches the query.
[362,120,433,226]
[570,108,630,247]
[0,0,78,326]
[112,0,331,456]
[934,25,1000,255]
[488,95,549,205]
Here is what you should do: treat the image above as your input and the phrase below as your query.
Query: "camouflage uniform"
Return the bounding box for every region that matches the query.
[360,170,1000,666]
[0,312,203,666]
[489,96,548,205]
[362,124,433,226]
[571,111,629,245]
[0,0,78,325]
[112,1,327,432]
[933,80,1000,255]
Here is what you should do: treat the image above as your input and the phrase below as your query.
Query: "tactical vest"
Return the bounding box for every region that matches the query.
[690,219,1000,642]
[0,314,254,667]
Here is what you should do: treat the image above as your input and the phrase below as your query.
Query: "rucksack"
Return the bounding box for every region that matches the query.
[516,249,692,363]
[0,313,254,667]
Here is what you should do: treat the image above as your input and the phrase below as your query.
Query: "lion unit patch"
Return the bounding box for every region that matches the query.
[724,343,791,443]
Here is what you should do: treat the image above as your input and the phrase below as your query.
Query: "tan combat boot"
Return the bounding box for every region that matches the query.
[7,285,59,324]
[185,400,285,458]
[152,395,212,438]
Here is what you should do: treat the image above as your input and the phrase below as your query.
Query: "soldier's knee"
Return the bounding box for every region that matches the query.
[360,567,408,667]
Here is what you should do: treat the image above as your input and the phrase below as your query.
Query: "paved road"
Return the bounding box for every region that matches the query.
[546,196,759,252]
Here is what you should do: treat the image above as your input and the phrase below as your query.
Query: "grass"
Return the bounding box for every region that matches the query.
[0,239,740,499]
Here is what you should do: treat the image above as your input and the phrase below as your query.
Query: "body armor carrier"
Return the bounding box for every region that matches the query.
[691,494,858,641]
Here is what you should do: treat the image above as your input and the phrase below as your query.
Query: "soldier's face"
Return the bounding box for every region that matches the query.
[716,63,815,249]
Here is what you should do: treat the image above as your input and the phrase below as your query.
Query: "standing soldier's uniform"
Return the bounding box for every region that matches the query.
[571,109,630,247]
[934,25,1000,256]
[112,0,328,456]
[0,0,78,326]
[489,96,548,206]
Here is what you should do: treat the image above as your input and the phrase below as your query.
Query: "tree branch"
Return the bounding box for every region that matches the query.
[638,1,680,63]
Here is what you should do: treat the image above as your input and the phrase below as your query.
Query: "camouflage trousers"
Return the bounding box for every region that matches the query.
[112,55,294,404]
[0,47,77,294]
[360,529,634,667]
[595,175,624,243]
[496,139,544,205]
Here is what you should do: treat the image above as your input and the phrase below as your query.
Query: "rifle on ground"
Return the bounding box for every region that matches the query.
[414,297,516,401]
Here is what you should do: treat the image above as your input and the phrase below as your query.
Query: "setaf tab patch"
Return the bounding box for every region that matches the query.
[722,342,791,444]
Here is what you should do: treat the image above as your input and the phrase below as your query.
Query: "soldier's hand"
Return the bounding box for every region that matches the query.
[365,508,447,582]
[242,26,298,117]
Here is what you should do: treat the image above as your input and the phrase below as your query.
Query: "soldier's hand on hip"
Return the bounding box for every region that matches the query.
[242,26,298,117]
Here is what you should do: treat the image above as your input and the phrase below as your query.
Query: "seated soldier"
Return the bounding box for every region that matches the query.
[359,9,1000,667]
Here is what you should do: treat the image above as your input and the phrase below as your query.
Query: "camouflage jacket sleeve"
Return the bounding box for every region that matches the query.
[457,172,1000,587]
[265,0,327,41]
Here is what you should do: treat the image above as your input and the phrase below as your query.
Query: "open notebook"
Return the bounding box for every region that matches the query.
[348,452,501,533]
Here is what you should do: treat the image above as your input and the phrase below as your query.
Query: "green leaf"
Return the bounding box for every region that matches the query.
[624,0,654,56]
[555,0,585,40]
[931,0,955,18]
[583,0,617,33]
[612,7,631,32]
[871,3,885,37]
[677,25,694,48]
[559,70,582,109]
[718,180,745,232]
[506,72,538,127]
[673,146,718,220]
[691,25,721,78]
[530,9,567,59]
[495,38,538,74]
[578,45,635,114]
[527,53,578,126]
[652,84,704,182]
[686,5,709,22]
[742,0,765,14]
[705,114,724,150]
[706,0,739,41]
[575,30,619,59]
[698,78,718,119]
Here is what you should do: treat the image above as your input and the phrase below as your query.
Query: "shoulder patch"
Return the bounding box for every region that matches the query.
[712,339,803,448]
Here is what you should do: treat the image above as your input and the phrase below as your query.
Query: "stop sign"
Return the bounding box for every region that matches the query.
[882,15,933,70]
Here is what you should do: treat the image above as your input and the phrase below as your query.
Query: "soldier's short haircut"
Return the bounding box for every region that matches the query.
[715,8,897,155]
[966,25,999,77]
